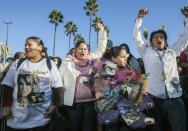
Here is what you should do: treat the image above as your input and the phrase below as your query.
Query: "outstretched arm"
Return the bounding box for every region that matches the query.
[133,8,149,57]
[90,23,107,59]
[171,6,188,55]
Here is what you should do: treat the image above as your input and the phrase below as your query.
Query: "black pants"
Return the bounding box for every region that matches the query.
[181,76,188,131]
[0,119,2,128]
[148,96,187,131]
[6,124,49,131]
[64,101,96,131]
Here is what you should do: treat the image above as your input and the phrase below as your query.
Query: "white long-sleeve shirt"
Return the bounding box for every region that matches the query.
[133,18,188,99]
[59,29,107,106]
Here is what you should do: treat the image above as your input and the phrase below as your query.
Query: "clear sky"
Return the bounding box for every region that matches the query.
[0,0,187,59]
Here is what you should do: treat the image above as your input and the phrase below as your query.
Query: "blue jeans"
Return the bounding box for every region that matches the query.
[149,95,187,131]
[64,101,96,131]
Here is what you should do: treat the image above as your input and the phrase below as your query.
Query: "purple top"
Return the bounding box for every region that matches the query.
[114,66,139,83]
[74,62,95,103]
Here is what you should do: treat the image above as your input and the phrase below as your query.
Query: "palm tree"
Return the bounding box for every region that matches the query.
[49,10,63,56]
[83,0,98,49]
[160,24,166,31]
[92,16,103,45]
[74,34,85,46]
[184,20,186,27]
[104,26,112,48]
[104,25,110,36]
[64,21,78,51]
[143,28,148,40]
[107,39,113,48]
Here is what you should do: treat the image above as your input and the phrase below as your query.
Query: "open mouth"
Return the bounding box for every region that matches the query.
[80,54,85,57]
[157,41,162,45]
[25,49,30,52]
[25,51,31,54]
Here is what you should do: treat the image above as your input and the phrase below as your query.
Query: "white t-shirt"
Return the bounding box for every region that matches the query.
[1,58,63,129]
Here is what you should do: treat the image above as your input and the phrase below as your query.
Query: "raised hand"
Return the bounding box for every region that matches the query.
[181,6,188,17]
[96,22,104,31]
[137,8,149,19]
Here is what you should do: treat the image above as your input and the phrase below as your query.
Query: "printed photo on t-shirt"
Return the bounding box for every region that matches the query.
[17,74,45,108]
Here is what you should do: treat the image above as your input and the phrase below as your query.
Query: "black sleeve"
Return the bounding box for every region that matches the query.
[51,87,63,107]
[1,84,13,107]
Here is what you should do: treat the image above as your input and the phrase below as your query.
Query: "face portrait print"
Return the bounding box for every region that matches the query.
[17,74,45,108]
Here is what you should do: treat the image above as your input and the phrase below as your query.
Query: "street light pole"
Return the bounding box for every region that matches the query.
[4,21,12,61]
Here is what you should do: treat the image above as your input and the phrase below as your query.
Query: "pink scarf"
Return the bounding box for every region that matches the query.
[68,53,89,67]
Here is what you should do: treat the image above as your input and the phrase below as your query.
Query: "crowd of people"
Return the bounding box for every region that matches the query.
[0,6,188,131]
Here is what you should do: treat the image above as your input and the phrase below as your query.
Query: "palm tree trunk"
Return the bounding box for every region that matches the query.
[73,36,76,47]
[73,34,76,47]
[69,34,71,51]
[89,16,92,50]
[97,31,99,46]
[53,24,57,56]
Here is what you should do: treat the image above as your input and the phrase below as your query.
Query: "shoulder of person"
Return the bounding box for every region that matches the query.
[145,47,155,53]
[11,60,20,68]
[166,48,176,56]
[59,57,74,68]
[65,57,72,61]
[62,57,73,64]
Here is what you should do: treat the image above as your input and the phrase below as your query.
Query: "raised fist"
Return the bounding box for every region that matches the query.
[181,6,188,17]
[137,8,149,19]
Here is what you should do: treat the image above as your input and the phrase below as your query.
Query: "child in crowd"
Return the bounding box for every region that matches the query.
[94,46,154,130]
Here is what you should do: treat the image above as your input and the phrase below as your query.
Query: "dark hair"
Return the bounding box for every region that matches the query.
[120,43,138,65]
[119,43,130,54]
[26,36,44,48]
[103,46,130,63]
[150,30,168,48]
[102,46,119,59]
[67,48,75,56]
[25,36,48,57]
[13,52,25,60]
[50,56,62,68]
[25,36,51,68]
[75,41,89,51]
[119,43,133,59]
[137,58,145,74]
[17,74,33,101]
[6,57,14,62]
[137,58,143,62]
